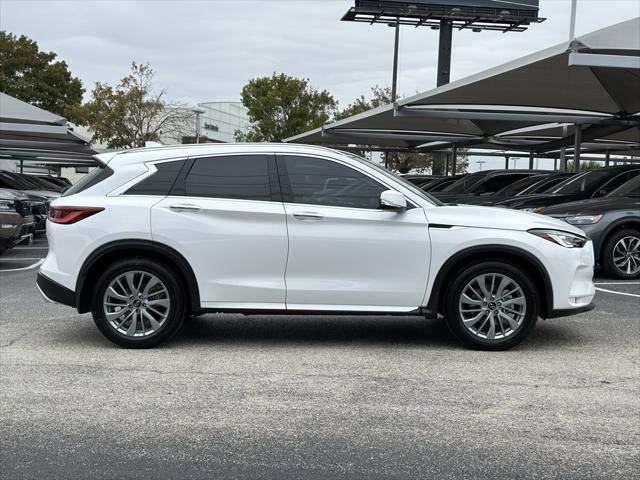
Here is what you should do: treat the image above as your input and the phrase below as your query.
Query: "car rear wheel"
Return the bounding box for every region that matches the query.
[445,261,539,350]
[91,258,187,348]
[601,229,640,279]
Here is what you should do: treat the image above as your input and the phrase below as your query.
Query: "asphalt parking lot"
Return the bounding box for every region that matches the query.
[1,239,639,480]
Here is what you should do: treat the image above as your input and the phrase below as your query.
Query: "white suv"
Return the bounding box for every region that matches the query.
[37,144,596,350]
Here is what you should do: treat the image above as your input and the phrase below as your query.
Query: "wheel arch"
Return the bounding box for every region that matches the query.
[426,245,554,319]
[596,217,640,260]
[75,239,200,314]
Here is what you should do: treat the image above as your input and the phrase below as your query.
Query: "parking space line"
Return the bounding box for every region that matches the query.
[594,282,640,285]
[12,246,48,250]
[595,287,640,298]
[0,259,44,272]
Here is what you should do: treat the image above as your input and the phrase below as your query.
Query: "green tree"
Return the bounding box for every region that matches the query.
[236,73,337,142]
[566,159,603,172]
[0,31,84,122]
[79,62,192,149]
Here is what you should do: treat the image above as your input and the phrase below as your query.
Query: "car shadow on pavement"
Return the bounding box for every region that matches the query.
[173,314,456,347]
[167,314,579,350]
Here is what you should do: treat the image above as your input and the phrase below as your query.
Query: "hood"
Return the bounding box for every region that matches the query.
[0,188,29,201]
[426,204,585,236]
[539,196,640,216]
[20,190,59,201]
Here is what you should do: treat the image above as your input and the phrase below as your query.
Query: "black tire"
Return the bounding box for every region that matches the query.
[91,257,187,348]
[444,261,540,351]
[601,228,640,280]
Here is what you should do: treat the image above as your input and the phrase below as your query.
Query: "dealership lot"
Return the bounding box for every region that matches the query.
[1,240,639,479]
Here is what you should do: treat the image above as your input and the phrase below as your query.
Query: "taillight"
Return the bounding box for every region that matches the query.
[48,206,104,224]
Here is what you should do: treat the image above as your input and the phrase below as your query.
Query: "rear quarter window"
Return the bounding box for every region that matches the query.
[62,165,114,197]
[125,160,187,196]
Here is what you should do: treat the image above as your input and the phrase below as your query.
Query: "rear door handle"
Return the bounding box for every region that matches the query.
[292,211,324,221]
[169,204,201,212]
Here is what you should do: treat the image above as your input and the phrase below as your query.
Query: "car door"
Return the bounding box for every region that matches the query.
[151,153,288,310]
[278,154,430,312]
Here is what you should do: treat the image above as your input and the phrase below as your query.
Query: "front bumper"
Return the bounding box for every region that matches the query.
[36,272,76,308]
[549,302,595,318]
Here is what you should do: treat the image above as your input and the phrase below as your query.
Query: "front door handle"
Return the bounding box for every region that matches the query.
[292,211,324,221]
[169,204,201,212]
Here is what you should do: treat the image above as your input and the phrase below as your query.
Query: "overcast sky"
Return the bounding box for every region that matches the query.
[1,0,638,170]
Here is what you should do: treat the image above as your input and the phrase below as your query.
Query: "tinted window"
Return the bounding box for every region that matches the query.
[474,174,533,195]
[181,155,272,201]
[609,175,640,196]
[596,170,640,197]
[551,169,612,194]
[281,155,385,209]
[63,165,114,197]
[494,175,547,196]
[442,172,489,193]
[126,160,185,196]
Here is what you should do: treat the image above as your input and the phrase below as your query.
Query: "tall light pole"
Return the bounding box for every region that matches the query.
[476,159,486,171]
[191,106,206,144]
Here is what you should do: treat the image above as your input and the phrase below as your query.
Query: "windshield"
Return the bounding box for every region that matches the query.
[609,175,640,197]
[550,169,612,194]
[494,175,546,196]
[340,151,443,206]
[441,172,488,193]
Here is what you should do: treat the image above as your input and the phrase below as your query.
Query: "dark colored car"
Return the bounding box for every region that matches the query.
[0,189,35,255]
[495,165,640,211]
[430,169,548,203]
[35,175,72,189]
[421,174,465,192]
[0,172,53,233]
[402,174,442,186]
[460,172,574,206]
[539,175,640,279]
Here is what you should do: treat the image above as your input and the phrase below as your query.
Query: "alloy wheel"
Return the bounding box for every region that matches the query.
[613,235,640,275]
[103,270,171,337]
[458,273,527,340]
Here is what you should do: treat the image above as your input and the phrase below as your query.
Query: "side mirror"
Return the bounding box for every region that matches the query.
[380,190,407,211]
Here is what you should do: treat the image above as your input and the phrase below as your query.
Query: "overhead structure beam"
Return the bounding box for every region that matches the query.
[320,128,482,144]
[569,52,640,69]
[393,106,627,125]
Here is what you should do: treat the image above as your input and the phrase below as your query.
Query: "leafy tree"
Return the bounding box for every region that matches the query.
[236,73,337,142]
[339,86,468,174]
[0,31,84,122]
[79,62,192,149]
[566,159,603,172]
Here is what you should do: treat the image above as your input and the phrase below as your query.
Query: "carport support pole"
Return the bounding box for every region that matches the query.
[605,151,610,167]
[528,151,534,170]
[504,155,509,169]
[391,21,400,102]
[437,19,453,87]
[559,125,568,172]
[573,125,582,173]
[445,153,450,176]
[19,160,24,174]
[451,144,458,174]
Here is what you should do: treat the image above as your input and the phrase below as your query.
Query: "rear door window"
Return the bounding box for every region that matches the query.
[174,154,276,202]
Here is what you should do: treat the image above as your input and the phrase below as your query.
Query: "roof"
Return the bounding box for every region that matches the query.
[285,18,640,156]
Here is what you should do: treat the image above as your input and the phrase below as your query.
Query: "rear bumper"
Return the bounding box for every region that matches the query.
[549,302,595,319]
[36,272,76,308]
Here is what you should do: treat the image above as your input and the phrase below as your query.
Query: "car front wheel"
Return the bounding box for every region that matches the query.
[601,229,640,279]
[91,258,187,348]
[445,261,540,350]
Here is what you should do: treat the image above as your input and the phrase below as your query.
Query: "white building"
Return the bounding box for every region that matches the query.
[194,101,250,144]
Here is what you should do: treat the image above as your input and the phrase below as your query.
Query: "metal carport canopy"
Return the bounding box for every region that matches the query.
[0,92,99,167]
[284,18,640,153]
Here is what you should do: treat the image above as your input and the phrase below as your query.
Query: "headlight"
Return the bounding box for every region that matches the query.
[0,200,15,211]
[529,229,587,248]
[565,214,603,225]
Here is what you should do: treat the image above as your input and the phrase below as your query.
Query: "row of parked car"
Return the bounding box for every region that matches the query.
[0,170,70,256]
[405,165,640,279]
